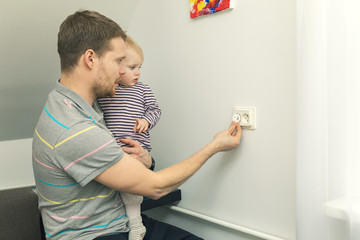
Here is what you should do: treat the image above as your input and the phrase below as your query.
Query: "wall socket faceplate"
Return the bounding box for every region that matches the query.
[232,107,256,130]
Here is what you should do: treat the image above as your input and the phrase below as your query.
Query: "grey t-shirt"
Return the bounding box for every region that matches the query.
[32,81,128,239]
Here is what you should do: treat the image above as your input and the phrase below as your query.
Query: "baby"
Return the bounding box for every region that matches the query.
[97,35,161,240]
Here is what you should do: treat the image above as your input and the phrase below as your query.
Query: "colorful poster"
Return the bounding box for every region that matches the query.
[190,0,234,19]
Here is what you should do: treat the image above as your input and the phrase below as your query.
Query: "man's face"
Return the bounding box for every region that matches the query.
[94,37,126,98]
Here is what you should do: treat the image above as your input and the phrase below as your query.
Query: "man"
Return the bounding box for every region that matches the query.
[32,10,241,240]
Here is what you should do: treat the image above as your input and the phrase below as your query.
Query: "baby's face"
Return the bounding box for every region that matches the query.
[119,47,143,87]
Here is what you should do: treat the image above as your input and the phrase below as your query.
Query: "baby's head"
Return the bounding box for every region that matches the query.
[118,35,144,87]
[125,35,144,62]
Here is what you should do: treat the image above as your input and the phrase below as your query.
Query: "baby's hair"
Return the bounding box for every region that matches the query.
[125,35,144,61]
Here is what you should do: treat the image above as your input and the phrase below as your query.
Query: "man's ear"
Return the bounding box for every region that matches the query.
[84,49,96,69]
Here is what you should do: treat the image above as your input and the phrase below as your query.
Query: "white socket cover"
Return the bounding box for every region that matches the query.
[232,107,256,130]
[232,113,241,123]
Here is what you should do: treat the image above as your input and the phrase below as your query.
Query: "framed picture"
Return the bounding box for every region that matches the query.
[190,0,234,19]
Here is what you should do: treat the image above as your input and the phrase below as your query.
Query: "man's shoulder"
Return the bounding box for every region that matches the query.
[54,120,115,153]
[34,91,110,150]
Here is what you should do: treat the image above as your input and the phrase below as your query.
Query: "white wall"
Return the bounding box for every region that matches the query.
[0,138,34,190]
[128,0,296,240]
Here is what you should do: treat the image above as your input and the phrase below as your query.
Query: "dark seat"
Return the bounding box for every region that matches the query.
[0,187,46,240]
[0,187,181,240]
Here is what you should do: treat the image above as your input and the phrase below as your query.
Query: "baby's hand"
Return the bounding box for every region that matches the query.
[133,118,149,133]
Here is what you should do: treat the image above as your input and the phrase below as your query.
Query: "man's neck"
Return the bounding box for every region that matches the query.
[60,72,95,106]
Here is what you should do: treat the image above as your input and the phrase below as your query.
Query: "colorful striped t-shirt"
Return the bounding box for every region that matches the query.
[32,81,128,240]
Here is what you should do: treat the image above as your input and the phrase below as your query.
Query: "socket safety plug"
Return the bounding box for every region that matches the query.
[232,107,256,130]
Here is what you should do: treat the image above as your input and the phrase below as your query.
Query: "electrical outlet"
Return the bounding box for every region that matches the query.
[232,107,256,130]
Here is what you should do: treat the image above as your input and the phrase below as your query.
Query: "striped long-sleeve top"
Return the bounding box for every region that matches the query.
[97,82,161,151]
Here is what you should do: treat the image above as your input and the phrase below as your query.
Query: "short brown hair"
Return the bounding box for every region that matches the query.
[125,35,144,61]
[57,10,127,73]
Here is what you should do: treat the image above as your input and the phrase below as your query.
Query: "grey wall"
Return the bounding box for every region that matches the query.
[128,0,296,239]
[0,0,140,140]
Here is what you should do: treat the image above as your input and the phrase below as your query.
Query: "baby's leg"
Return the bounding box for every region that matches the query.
[121,192,146,240]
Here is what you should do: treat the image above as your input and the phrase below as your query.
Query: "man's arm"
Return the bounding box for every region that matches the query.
[95,122,241,200]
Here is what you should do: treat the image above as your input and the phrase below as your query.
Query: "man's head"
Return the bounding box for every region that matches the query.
[57,10,127,73]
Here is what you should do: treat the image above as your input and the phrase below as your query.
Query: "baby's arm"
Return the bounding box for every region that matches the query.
[141,84,161,130]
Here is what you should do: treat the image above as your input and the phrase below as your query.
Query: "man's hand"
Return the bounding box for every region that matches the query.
[211,121,242,152]
[133,118,149,133]
[120,138,152,168]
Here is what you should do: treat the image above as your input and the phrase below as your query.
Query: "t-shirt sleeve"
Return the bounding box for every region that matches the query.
[53,122,124,187]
